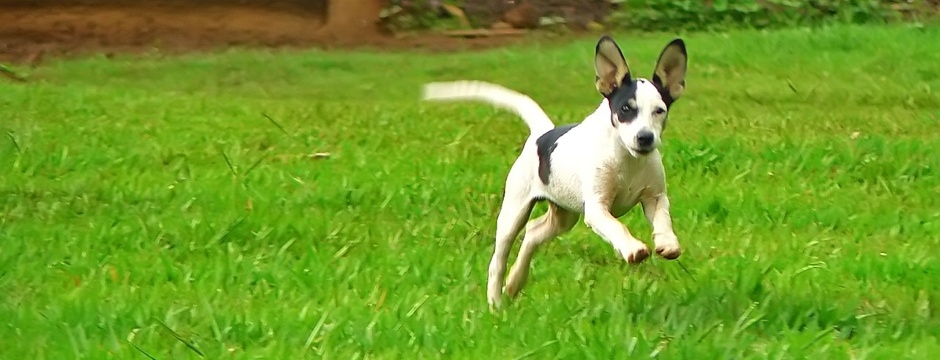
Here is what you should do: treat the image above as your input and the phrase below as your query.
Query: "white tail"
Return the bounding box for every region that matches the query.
[421,81,555,135]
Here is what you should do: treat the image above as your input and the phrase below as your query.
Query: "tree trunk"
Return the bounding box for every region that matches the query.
[319,0,388,38]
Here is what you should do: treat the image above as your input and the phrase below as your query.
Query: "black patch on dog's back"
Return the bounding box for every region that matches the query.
[535,123,577,184]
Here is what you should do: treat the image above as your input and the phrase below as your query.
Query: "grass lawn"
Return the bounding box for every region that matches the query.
[2,24,940,359]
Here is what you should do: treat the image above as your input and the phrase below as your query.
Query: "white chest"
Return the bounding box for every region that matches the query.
[606,156,663,218]
[608,177,648,218]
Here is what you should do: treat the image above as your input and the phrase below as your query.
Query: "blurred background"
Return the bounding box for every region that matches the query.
[1,0,936,65]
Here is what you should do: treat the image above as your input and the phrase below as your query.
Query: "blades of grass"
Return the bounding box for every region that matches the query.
[204,214,248,249]
[695,321,724,344]
[5,131,21,153]
[676,260,696,282]
[511,340,558,360]
[241,152,270,177]
[262,112,294,139]
[127,340,158,360]
[792,261,827,279]
[199,296,223,342]
[446,126,473,147]
[303,311,330,352]
[153,318,205,357]
[331,239,360,260]
[406,295,430,318]
[787,79,799,94]
[66,324,81,359]
[217,145,237,176]
[0,64,28,82]
[626,336,639,355]
[277,238,297,258]
[732,302,764,337]
[802,328,836,350]
[744,90,765,105]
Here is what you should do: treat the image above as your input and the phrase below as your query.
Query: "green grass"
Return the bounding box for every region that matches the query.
[2,24,940,359]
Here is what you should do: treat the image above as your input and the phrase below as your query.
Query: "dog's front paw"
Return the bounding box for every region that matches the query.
[654,234,681,260]
[487,284,504,311]
[618,241,651,264]
[487,292,504,312]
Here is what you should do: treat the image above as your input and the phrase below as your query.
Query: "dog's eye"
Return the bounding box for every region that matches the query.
[654,108,666,115]
[620,104,632,113]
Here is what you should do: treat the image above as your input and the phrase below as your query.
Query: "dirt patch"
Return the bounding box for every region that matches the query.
[0,1,535,64]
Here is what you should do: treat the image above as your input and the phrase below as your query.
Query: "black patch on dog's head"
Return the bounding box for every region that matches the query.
[535,123,578,184]
[651,76,677,108]
[606,79,641,126]
[594,36,687,129]
[605,78,677,130]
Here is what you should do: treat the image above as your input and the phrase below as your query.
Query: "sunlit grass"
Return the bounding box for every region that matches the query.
[1,23,939,359]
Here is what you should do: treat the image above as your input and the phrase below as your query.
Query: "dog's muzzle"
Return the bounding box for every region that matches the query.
[635,130,656,154]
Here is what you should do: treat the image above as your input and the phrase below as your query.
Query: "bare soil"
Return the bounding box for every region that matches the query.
[0,0,535,64]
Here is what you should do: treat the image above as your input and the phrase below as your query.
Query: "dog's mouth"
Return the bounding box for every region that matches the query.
[630,147,654,156]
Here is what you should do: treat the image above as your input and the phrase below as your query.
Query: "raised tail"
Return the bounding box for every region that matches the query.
[421,80,555,135]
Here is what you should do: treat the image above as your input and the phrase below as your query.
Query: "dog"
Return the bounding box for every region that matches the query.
[421,35,688,309]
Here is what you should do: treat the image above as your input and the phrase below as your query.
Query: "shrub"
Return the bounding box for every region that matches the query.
[383,0,938,32]
[606,0,934,32]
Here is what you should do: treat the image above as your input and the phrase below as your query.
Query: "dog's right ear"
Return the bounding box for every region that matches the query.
[594,36,631,97]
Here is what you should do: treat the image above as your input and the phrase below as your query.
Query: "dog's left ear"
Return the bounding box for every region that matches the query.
[652,38,688,103]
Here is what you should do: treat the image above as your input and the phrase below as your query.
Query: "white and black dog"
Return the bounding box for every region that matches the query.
[421,35,688,309]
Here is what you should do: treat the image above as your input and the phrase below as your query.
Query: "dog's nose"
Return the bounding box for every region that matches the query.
[636,131,655,147]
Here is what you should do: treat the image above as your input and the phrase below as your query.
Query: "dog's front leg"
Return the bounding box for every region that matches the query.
[584,204,650,263]
[640,193,681,260]
[583,199,651,264]
[582,165,651,264]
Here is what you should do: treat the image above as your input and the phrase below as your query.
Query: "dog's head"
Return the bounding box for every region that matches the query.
[594,36,687,157]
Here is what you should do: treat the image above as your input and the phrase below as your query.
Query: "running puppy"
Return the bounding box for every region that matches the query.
[421,36,688,309]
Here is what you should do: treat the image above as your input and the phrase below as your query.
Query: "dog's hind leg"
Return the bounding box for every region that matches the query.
[487,185,535,310]
[505,202,578,299]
